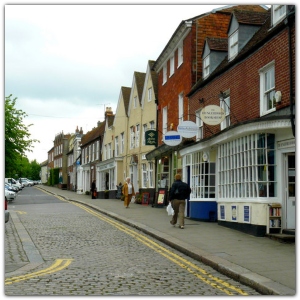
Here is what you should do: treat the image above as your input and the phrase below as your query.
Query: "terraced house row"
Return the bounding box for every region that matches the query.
[43,5,295,237]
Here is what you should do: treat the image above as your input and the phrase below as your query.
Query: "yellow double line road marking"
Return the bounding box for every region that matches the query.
[5,259,73,285]
[72,202,248,296]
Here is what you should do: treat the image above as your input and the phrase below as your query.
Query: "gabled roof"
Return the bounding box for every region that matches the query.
[134,71,146,104]
[81,121,105,146]
[148,60,158,100]
[228,10,269,32]
[121,86,131,117]
[206,37,228,52]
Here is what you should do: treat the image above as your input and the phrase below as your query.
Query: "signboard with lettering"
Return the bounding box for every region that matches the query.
[177,121,198,138]
[163,131,182,146]
[156,189,165,207]
[231,205,237,221]
[145,130,157,146]
[200,105,225,125]
[220,205,225,220]
[244,205,250,223]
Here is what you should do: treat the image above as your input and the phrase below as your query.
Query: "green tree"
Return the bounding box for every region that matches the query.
[5,94,39,177]
[29,160,41,180]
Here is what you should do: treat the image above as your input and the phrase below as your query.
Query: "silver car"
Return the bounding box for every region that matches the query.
[5,187,16,202]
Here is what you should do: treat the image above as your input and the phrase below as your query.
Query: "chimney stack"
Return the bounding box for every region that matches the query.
[105,107,113,118]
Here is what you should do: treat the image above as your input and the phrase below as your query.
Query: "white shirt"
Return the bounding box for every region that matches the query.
[128,183,133,194]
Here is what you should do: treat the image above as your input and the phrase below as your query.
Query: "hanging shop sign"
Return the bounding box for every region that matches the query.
[163,131,182,146]
[200,105,225,125]
[145,129,157,146]
[177,120,198,138]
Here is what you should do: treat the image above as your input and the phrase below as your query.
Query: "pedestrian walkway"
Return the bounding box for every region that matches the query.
[20,186,299,295]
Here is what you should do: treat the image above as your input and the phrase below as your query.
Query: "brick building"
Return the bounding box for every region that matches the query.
[146,5,268,206]
[178,5,295,235]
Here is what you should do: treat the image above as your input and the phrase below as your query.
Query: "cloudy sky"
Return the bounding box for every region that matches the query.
[4,1,255,164]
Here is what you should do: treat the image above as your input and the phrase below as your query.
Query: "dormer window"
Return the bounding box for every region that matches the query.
[272,5,286,26]
[203,55,210,79]
[228,30,238,61]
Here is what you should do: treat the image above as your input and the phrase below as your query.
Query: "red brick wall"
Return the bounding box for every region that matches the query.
[156,12,233,145]
[189,27,292,139]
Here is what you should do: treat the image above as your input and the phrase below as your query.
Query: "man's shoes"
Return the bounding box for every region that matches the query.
[179,226,184,229]
[170,220,175,226]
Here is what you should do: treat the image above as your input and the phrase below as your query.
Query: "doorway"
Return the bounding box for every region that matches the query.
[284,153,295,229]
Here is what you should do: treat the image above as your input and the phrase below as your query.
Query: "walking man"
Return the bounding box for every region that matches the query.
[169,174,191,229]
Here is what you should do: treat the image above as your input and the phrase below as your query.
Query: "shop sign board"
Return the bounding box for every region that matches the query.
[200,105,225,125]
[163,131,182,146]
[145,129,157,146]
[177,120,198,138]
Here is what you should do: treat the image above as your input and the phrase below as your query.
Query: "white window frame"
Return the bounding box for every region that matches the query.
[178,93,184,124]
[96,141,99,160]
[162,106,168,136]
[196,110,203,141]
[142,163,147,188]
[272,5,286,26]
[149,162,154,187]
[220,95,230,130]
[203,55,210,79]
[177,43,183,67]
[121,132,124,154]
[142,124,147,146]
[88,145,91,162]
[259,61,276,116]
[169,55,175,77]
[190,151,216,199]
[103,145,106,161]
[163,64,167,85]
[218,134,276,199]
[229,30,238,61]
[115,136,119,156]
[135,124,140,148]
[108,143,111,159]
[148,87,152,102]
[130,126,135,149]
[92,143,95,161]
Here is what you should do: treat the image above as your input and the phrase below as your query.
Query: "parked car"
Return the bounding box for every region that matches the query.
[5,183,19,193]
[5,187,16,202]
[5,196,9,223]
[5,178,22,190]
[21,179,33,187]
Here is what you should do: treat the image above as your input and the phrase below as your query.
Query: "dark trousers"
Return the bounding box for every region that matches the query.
[170,199,186,226]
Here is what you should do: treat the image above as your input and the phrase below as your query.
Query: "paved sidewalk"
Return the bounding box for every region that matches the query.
[16,186,299,295]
